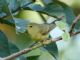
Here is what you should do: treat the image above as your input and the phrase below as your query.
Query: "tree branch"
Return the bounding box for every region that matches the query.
[73,30,80,35]
[38,12,47,23]
[69,15,80,35]
[1,37,61,60]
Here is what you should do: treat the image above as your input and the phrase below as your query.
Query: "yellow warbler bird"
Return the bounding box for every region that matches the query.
[27,23,56,42]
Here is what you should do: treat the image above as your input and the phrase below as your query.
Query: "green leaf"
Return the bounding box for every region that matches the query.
[26,48,42,57]
[42,0,53,5]
[9,42,27,60]
[44,42,58,60]
[0,30,22,58]
[38,51,56,60]
[62,31,71,41]
[26,47,56,60]
[0,0,35,18]
[27,56,39,60]
[56,1,78,28]
[28,4,44,11]
[7,0,20,11]
[14,18,30,33]
[0,30,10,57]
[7,0,34,11]
[42,3,64,18]
[2,0,11,16]
[0,30,27,60]
[8,42,19,54]
[19,0,35,7]
[1,15,30,33]
[0,1,6,18]
[55,21,66,30]
[0,18,15,27]
[0,12,6,18]
[0,17,33,50]
[0,30,27,59]
[16,31,34,49]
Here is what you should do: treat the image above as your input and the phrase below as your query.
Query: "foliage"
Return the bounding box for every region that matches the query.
[0,0,80,60]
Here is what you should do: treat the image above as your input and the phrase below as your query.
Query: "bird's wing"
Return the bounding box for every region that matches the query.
[39,24,50,35]
[40,24,56,35]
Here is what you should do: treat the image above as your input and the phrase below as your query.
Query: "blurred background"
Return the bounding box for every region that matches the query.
[59,0,80,15]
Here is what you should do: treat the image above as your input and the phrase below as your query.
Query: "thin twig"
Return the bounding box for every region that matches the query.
[38,12,47,23]
[69,15,80,35]
[2,37,61,60]
[51,16,64,24]
[73,30,80,35]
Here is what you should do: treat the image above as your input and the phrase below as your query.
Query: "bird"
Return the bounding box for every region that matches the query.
[27,23,56,42]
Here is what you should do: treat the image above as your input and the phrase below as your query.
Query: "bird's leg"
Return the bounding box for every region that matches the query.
[39,38,51,47]
[29,38,51,48]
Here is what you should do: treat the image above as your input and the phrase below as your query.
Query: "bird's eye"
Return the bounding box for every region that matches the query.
[29,25,32,28]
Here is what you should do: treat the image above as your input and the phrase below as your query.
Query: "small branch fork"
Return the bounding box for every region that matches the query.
[73,30,80,35]
[69,14,80,35]
[0,15,80,60]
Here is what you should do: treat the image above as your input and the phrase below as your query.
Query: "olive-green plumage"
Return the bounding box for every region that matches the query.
[27,23,56,42]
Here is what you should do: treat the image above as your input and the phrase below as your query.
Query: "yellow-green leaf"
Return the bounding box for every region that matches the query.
[62,31,71,41]
[55,21,66,30]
